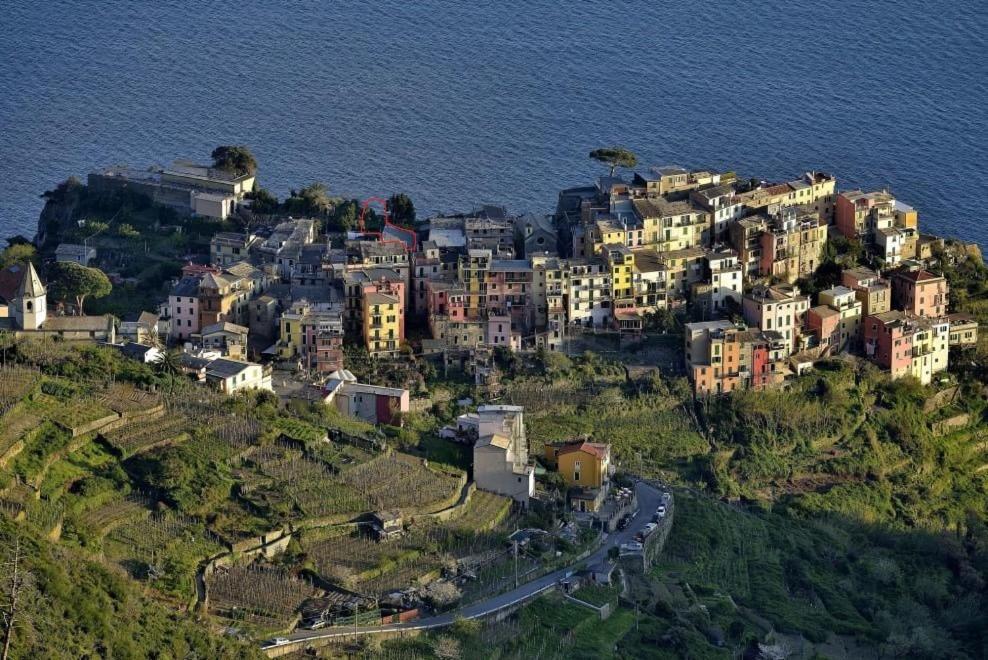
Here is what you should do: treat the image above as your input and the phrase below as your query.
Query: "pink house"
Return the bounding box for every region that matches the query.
[168,276,202,341]
[806,306,840,351]
[863,312,913,379]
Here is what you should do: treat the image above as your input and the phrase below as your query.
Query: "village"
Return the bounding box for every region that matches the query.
[3,155,980,400]
[0,151,984,655]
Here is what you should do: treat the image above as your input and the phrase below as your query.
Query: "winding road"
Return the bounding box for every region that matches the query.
[265,480,666,652]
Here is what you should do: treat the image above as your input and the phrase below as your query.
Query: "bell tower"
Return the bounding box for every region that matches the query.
[13,262,46,330]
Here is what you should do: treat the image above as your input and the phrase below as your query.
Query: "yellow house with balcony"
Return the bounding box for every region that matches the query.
[603,244,635,302]
[363,292,402,356]
[544,440,613,512]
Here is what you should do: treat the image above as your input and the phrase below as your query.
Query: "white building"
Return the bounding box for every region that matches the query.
[204,358,272,394]
[706,249,743,313]
[321,369,410,426]
[471,405,534,504]
[192,191,237,220]
[54,243,97,266]
[566,260,612,328]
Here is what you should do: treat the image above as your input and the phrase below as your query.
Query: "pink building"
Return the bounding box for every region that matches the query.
[806,306,840,351]
[486,313,520,349]
[891,269,948,318]
[863,311,914,380]
[168,276,202,341]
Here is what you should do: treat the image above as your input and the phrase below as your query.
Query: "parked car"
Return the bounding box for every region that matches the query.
[617,515,631,531]
[620,542,643,552]
[655,506,667,519]
[642,522,658,537]
[262,638,291,648]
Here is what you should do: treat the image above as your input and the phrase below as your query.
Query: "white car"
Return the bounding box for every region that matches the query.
[620,541,643,552]
[642,523,658,536]
[656,506,667,517]
[263,638,291,648]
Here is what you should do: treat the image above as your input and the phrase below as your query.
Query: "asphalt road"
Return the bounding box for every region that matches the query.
[270,480,667,650]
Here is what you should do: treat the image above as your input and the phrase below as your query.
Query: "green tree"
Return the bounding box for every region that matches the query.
[115,223,139,239]
[330,200,359,232]
[388,193,416,225]
[48,262,112,314]
[285,183,332,217]
[589,147,637,177]
[153,350,183,393]
[210,145,257,176]
[246,186,279,214]
[0,244,36,269]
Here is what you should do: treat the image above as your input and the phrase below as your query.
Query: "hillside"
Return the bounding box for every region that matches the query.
[370,341,988,658]
[0,341,550,655]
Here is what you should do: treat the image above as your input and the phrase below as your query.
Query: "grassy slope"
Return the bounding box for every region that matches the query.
[0,517,260,660]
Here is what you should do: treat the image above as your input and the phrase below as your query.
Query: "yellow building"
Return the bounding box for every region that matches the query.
[363,292,402,356]
[737,172,836,222]
[632,197,709,252]
[458,249,492,321]
[544,440,613,512]
[277,307,305,359]
[603,244,635,302]
[544,440,611,488]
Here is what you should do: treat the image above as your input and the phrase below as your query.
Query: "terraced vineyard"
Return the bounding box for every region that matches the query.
[0,366,40,415]
[98,383,160,414]
[206,563,319,630]
[0,346,526,642]
[101,415,188,457]
[304,530,429,592]
[77,494,152,537]
[104,511,225,596]
[340,453,461,510]
[0,406,40,463]
[449,490,512,532]
[240,446,369,518]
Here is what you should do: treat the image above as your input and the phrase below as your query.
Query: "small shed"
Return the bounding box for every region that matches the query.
[588,561,616,585]
[371,511,404,541]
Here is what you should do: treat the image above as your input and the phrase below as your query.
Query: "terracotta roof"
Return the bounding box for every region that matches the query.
[895,269,942,282]
[555,440,610,460]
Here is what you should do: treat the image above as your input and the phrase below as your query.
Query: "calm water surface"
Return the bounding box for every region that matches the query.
[1,1,985,247]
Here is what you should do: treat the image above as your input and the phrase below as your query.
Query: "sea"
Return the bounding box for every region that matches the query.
[2,0,986,247]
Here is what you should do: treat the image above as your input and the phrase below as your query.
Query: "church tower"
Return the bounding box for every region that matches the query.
[13,262,46,330]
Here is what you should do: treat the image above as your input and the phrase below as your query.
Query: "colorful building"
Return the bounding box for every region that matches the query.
[863,311,949,384]
[890,269,949,319]
[741,284,810,355]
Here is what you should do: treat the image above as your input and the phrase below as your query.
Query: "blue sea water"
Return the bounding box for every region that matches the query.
[1,0,986,247]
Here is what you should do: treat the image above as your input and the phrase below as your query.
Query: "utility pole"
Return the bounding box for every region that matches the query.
[513,540,519,589]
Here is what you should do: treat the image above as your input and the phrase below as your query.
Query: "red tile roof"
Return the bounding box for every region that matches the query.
[556,440,610,460]
[897,269,941,282]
